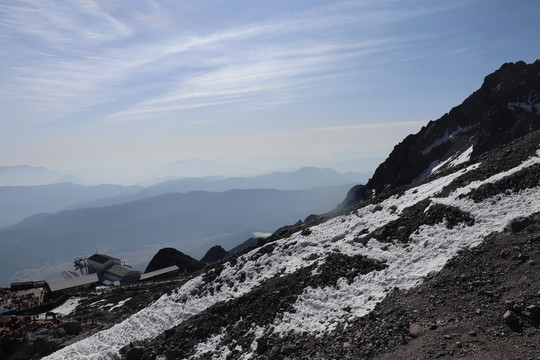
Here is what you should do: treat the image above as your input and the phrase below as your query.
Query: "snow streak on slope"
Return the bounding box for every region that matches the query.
[416,145,475,182]
[45,150,540,359]
[420,125,477,155]
[508,101,540,113]
[432,145,474,174]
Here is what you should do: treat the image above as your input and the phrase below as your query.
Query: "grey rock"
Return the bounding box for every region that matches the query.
[55,327,67,338]
[408,323,422,338]
[281,345,295,356]
[256,337,269,355]
[503,310,519,325]
[525,305,540,320]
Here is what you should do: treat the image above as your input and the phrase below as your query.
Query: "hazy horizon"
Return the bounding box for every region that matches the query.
[1,1,539,186]
[0,155,379,187]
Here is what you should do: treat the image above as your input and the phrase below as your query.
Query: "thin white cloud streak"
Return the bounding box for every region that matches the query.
[0,0,463,125]
[100,2,462,123]
[102,41,395,122]
[0,0,132,46]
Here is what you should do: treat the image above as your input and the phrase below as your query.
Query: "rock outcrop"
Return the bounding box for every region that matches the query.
[200,245,229,263]
[144,247,204,274]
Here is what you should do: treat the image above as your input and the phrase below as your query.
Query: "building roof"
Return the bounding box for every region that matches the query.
[44,270,80,285]
[88,253,119,264]
[45,273,99,292]
[106,264,140,279]
[140,265,179,281]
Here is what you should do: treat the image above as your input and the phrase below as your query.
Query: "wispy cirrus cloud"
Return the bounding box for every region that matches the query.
[0,0,466,126]
[103,39,395,122]
[0,0,132,47]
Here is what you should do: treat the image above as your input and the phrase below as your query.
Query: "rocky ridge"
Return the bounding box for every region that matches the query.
[144,248,204,274]
[342,60,540,208]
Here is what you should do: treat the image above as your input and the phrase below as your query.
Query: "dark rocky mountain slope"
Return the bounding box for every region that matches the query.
[200,245,229,263]
[342,60,540,208]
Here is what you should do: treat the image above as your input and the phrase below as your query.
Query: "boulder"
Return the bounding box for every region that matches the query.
[503,310,519,325]
[256,337,269,355]
[408,323,422,338]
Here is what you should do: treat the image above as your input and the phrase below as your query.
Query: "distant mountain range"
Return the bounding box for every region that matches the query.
[0,183,142,229]
[139,166,369,195]
[0,167,370,228]
[0,183,354,285]
[0,165,81,186]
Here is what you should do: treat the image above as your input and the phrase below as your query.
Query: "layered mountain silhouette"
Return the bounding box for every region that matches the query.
[0,167,364,229]
[0,165,73,187]
[70,167,370,210]
[0,182,142,228]
[0,185,352,285]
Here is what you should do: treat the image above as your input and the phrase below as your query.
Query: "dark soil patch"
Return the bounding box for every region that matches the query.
[463,163,540,203]
[355,200,475,245]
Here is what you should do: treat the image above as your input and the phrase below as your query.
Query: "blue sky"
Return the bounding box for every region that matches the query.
[1,0,539,184]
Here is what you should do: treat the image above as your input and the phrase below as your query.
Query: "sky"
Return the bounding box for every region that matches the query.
[1,0,539,185]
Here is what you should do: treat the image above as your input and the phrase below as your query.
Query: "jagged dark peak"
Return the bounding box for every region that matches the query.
[145,247,204,273]
[200,245,229,263]
[342,60,540,208]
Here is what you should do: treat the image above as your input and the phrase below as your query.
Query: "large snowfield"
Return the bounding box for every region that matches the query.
[44,148,540,359]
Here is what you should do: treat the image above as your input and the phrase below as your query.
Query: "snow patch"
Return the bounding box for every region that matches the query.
[508,101,540,113]
[108,297,131,312]
[414,160,440,182]
[432,145,474,174]
[449,145,474,167]
[48,297,83,316]
[271,150,540,336]
[252,232,272,238]
[421,125,477,155]
[189,329,230,360]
